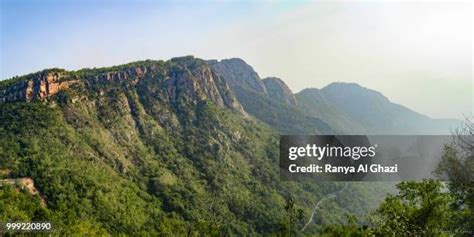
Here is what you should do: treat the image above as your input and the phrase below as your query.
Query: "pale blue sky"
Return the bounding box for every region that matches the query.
[0,0,472,119]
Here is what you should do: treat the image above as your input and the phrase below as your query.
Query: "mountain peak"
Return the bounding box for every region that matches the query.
[207,58,267,94]
[170,55,205,67]
[322,82,389,103]
[219,57,247,64]
[262,77,297,106]
[323,82,367,92]
[298,87,321,94]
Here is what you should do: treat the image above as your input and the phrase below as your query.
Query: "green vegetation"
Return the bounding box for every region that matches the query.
[321,121,474,236]
[372,180,457,235]
[1,57,466,235]
[321,180,471,236]
[1,98,345,235]
[0,185,50,222]
[231,85,333,135]
[0,59,368,234]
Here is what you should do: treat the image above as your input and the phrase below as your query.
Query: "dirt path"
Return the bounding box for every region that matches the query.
[301,183,349,232]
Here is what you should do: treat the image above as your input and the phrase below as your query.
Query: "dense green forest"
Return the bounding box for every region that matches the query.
[0,57,470,235]
[0,100,382,235]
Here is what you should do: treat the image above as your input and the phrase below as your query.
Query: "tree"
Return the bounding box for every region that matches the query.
[436,117,474,233]
[319,118,474,236]
[319,214,371,236]
[284,196,305,236]
[371,180,455,236]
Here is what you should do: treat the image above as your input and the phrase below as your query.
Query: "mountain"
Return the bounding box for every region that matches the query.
[208,59,332,135]
[207,58,267,95]
[0,56,457,235]
[208,59,458,135]
[2,56,378,235]
[318,82,459,134]
[295,88,367,134]
[262,77,298,106]
[1,58,244,114]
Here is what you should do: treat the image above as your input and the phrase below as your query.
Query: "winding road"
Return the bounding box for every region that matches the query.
[301,183,349,232]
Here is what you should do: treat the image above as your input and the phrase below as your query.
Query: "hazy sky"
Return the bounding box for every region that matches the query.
[1,0,472,119]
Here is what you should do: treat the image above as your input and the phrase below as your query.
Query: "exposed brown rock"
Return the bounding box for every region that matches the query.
[164,61,245,114]
[0,71,78,103]
[1,59,246,115]
[96,66,148,84]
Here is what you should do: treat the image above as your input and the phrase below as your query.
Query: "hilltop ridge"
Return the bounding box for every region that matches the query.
[1,56,459,134]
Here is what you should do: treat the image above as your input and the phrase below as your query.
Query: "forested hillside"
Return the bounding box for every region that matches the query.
[0,56,387,235]
[1,56,462,235]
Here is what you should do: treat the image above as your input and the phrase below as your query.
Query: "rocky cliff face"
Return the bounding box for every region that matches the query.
[262,77,297,106]
[207,58,267,95]
[208,58,332,134]
[0,71,79,103]
[166,57,243,112]
[0,57,245,115]
[92,66,148,85]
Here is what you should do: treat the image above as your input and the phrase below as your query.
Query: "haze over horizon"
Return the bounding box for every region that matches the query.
[1,0,472,119]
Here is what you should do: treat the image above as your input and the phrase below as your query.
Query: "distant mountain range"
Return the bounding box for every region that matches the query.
[0,56,460,235]
[207,57,459,135]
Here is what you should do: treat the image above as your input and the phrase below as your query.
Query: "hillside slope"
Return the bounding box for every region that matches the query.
[296,88,367,134]
[0,56,455,235]
[0,56,361,235]
[319,82,459,134]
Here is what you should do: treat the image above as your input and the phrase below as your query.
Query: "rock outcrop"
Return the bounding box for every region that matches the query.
[93,66,149,85]
[0,71,78,103]
[262,77,297,106]
[208,58,267,95]
[164,57,245,114]
[0,57,246,115]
